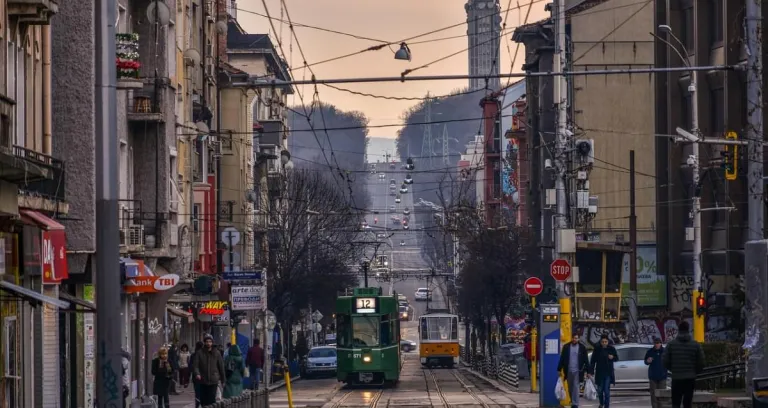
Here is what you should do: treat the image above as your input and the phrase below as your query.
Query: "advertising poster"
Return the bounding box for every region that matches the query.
[622,246,667,306]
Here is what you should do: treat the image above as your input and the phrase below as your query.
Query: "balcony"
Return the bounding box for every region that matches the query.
[0,145,54,185]
[17,149,68,213]
[116,33,143,90]
[127,87,164,123]
[8,0,58,24]
[119,199,144,253]
[255,120,288,146]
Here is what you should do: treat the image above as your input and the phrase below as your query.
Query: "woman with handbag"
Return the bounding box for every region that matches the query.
[151,347,174,408]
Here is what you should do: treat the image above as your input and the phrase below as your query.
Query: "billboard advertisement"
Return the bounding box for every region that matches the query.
[621,245,667,306]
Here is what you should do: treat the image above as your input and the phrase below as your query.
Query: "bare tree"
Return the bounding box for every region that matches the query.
[264,168,361,322]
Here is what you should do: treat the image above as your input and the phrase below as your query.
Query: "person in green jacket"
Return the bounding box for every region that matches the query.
[223,344,245,398]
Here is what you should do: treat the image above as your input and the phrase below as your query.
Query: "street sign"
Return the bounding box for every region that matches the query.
[221,227,241,247]
[231,286,265,311]
[222,270,262,281]
[550,258,572,281]
[524,277,544,296]
[311,310,323,322]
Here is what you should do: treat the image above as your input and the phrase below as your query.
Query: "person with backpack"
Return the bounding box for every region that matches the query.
[663,321,705,408]
[223,344,245,398]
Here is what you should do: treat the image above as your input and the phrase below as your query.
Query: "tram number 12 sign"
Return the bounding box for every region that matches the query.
[355,297,376,314]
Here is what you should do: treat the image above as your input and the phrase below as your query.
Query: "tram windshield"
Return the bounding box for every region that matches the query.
[349,316,380,347]
[420,316,458,341]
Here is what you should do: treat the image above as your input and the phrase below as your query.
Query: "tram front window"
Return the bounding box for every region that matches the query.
[426,317,454,340]
[351,316,380,347]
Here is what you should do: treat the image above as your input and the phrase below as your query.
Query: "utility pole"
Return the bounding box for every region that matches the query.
[628,150,639,331]
[688,68,704,343]
[421,94,433,168]
[94,0,122,404]
[442,124,450,165]
[362,261,370,288]
[553,0,573,345]
[746,0,764,240]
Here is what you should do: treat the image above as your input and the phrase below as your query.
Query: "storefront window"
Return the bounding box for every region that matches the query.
[576,298,602,321]
[4,316,18,408]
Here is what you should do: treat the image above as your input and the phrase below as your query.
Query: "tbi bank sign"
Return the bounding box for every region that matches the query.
[124,274,180,294]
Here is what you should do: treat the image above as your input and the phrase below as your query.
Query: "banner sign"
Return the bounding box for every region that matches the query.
[196,301,229,316]
[231,286,265,311]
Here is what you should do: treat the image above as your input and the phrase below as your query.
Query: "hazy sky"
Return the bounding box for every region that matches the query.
[236,0,547,138]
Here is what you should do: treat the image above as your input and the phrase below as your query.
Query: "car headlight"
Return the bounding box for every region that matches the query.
[362,355,371,363]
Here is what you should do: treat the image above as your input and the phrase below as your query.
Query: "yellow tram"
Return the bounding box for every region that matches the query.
[418,313,460,368]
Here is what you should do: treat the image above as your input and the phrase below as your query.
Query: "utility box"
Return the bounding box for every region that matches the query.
[538,303,561,407]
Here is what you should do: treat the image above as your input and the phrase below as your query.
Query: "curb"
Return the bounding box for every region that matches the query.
[268,375,302,391]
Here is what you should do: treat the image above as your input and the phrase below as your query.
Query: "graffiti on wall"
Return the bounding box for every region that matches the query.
[148,317,163,335]
[575,313,739,345]
[669,274,740,313]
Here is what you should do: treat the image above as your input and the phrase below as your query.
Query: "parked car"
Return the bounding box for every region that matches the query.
[400,339,417,352]
[587,342,655,390]
[301,346,337,378]
[414,288,431,301]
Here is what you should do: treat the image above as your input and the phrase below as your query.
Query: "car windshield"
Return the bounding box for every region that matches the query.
[399,306,407,313]
[351,316,380,347]
[308,348,336,358]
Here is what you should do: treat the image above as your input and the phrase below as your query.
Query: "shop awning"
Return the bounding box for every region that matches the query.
[59,292,96,312]
[20,209,65,230]
[0,281,70,309]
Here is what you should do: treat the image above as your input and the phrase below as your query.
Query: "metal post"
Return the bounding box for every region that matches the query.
[530,297,538,393]
[629,150,639,331]
[363,262,369,288]
[94,0,122,404]
[553,0,573,345]
[690,71,705,343]
[746,0,764,242]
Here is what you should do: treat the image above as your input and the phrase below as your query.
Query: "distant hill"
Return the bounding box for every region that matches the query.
[367,137,397,163]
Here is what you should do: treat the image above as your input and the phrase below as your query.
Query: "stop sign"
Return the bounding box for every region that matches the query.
[550,259,572,281]
[524,277,544,297]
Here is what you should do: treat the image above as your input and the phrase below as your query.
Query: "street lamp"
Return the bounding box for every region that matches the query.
[394,42,412,61]
[654,24,704,343]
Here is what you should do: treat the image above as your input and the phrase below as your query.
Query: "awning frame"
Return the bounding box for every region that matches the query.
[0,281,70,309]
[59,292,96,313]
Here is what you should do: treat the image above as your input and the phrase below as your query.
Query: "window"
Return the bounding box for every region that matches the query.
[576,250,603,293]
[169,152,178,211]
[425,317,453,341]
[605,252,623,293]
[192,204,200,232]
[351,316,380,347]
[616,347,648,362]
[4,316,18,408]
[711,0,724,44]
[0,114,10,148]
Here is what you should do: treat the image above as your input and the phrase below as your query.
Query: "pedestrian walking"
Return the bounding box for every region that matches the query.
[191,341,204,408]
[645,337,667,408]
[193,334,226,406]
[589,334,619,408]
[663,321,705,408]
[178,344,192,388]
[151,347,174,408]
[223,344,246,398]
[557,333,591,408]
[246,338,265,390]
[168,343,180,395]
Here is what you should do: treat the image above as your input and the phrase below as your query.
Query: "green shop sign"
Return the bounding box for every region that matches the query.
[622,246,666,307]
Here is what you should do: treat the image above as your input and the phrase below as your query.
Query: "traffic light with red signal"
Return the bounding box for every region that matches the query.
[696,295,707,316]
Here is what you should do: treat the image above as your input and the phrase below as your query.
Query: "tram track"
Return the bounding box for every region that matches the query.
[426,369,450,407]
[368,389,384,407]
[329,391,352,408]
[452,369,490,408]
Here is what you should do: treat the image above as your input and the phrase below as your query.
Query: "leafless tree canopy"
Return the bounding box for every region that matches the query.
[266,168,361,321]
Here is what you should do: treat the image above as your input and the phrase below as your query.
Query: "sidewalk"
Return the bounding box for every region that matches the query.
[167,377,300,408]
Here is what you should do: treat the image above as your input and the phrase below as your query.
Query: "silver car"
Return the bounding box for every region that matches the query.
[588,343,654,390]
[303,346,337,378]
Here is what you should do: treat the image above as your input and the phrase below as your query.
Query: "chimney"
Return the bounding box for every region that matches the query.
[217,0,229,62]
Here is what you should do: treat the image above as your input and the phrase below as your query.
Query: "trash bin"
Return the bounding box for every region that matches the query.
[754,377,768,408]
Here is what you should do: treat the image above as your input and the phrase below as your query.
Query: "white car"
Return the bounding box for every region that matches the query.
[395,197,401,203]
[414,288,431,301]
[389,205,396,212]
[379,173,385,179]
[403,224,409,230]
[400,240,405,246]
[405,175,413,184]
[403,208,410,215]
[400,187,408,193]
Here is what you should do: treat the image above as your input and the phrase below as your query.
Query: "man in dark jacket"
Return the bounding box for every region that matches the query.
[590,334,619,408]
[645,337,667,408]
[663,321,705,408]
[193,334,226,405]
[246,339,264,390]
[557,333,591,408]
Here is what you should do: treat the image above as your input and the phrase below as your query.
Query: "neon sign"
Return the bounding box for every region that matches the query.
[198,301,228,316]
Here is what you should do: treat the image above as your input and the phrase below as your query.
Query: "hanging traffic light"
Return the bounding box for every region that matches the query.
[696,295,707,316]
[723,131,738,180]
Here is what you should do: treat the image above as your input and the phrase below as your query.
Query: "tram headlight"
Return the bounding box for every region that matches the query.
[362,355,372,363]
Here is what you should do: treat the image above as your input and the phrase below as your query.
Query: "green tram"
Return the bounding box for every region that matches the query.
[335,287,402,385]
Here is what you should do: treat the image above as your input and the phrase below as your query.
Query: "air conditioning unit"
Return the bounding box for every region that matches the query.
[120,225,145,247]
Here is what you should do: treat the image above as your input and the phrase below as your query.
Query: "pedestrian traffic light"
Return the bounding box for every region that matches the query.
[696,295,707,316]
[723,131,738,180]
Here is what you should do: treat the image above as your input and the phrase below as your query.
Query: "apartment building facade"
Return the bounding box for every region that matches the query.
[0,1,77,407]
[654,0,747,318]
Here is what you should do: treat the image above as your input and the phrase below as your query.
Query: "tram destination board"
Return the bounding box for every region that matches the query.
[355,297,377,313]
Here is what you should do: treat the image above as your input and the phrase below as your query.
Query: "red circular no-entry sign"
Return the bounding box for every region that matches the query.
[524,277,544,297]
[550,258,572,281]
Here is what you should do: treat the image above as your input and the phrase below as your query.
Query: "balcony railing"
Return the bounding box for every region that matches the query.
[17,147,66,203]
[118,199,144,252]
[0,145,56,185]
[127,85,164,122]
